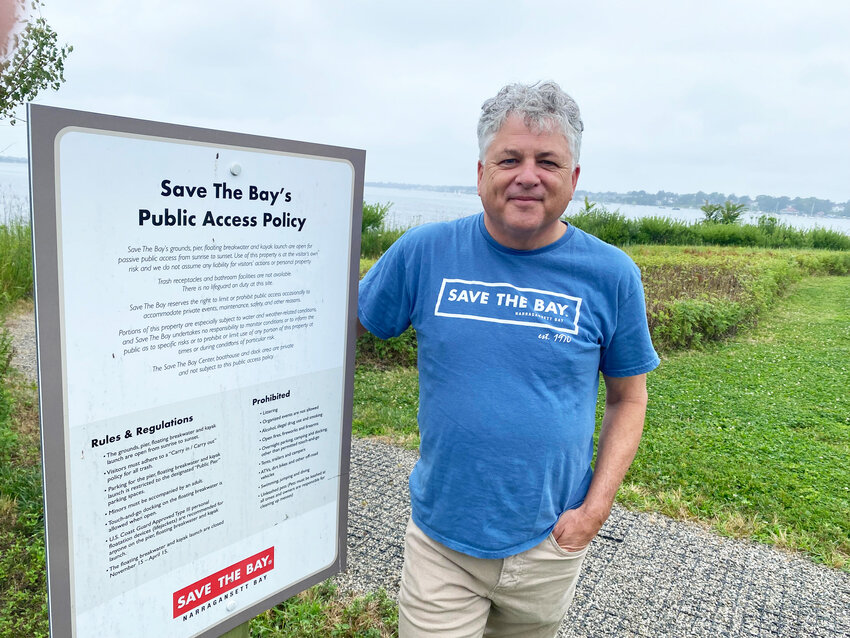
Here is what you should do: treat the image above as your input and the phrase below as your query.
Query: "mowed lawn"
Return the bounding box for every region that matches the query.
[352,276,850,569]
[623,276,849,568]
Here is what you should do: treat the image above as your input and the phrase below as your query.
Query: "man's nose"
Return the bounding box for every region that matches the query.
[514,160,540,187]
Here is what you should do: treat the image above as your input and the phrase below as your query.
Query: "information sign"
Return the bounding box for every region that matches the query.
[28,105,364,637]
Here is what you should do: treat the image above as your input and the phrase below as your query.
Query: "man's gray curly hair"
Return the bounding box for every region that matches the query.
[477,81,584,167]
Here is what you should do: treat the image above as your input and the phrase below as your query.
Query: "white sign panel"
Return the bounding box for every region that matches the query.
[29,106,363,637]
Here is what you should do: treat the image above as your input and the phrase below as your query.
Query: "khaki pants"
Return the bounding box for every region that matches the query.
[399,518,587,638]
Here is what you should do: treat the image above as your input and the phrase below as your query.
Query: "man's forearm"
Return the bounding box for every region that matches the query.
[580,379,647,523]
[552,374,648,550]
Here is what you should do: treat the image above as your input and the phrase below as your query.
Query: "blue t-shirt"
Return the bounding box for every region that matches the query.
[358,213,659,558]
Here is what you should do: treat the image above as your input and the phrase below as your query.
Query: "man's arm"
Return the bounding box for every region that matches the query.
[552,373,648,551]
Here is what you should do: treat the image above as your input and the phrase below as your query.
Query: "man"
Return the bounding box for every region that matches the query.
[358,81,659,637]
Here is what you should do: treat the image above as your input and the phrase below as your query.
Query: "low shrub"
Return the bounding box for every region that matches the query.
[793,251,850,275]
[564,204,850,250]
[361,226,406,259]
[362,201,392,235]
[634,216,697,245]
[697,221,762,246]
[356,328,417,368]
[651,298,745,349]
[807,227,850,251]
[361,202,407,259]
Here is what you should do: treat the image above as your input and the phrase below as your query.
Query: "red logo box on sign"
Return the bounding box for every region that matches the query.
[172,547,275,618]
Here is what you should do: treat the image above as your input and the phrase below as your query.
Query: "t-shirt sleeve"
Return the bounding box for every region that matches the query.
[599,265,660,377]
[358,233,415,339]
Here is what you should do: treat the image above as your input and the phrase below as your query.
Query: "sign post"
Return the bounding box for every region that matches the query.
[220,624,249,638]
[28,105,364,637]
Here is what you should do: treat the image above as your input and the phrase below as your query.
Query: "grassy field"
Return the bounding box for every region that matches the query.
[623,276,849,567]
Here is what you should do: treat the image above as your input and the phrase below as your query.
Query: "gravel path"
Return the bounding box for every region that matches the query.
[343,440,849,638]
[3,306,37,381]
[5,309,849,637]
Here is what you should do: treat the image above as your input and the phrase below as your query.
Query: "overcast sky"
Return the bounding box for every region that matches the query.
[2,1,849,201]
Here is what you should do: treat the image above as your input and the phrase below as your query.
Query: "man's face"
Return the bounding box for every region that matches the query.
[477,115,580,250]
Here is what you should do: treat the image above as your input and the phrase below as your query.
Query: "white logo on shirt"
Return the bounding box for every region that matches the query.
[434,279,582,334]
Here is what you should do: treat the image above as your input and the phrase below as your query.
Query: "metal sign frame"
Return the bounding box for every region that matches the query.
[28,104,363,637]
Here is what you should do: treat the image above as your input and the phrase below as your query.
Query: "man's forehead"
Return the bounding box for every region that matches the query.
[493,114,566,138]
[506,112,559,133]
[489,129,570,156]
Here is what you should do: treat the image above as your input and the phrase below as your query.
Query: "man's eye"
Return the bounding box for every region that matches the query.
[540,160,558,167]
[500,159,518,165]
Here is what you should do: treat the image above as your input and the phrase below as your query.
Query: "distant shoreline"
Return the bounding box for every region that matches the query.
[366,182,849,220]
[0,156,27,164]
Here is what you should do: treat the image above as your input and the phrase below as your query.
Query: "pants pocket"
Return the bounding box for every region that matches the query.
[546,532,589,558]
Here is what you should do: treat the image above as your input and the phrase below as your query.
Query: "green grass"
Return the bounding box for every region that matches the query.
[0,219,33,314]
[353,366,420,448]
[250,580,397,637]
[351,275,850,569]
[0,214,46,636]
[623,276,849,568]
[0,340,47,638]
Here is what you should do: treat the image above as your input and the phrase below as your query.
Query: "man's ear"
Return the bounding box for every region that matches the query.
[477,160,484,196]
[572,164,581,190]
